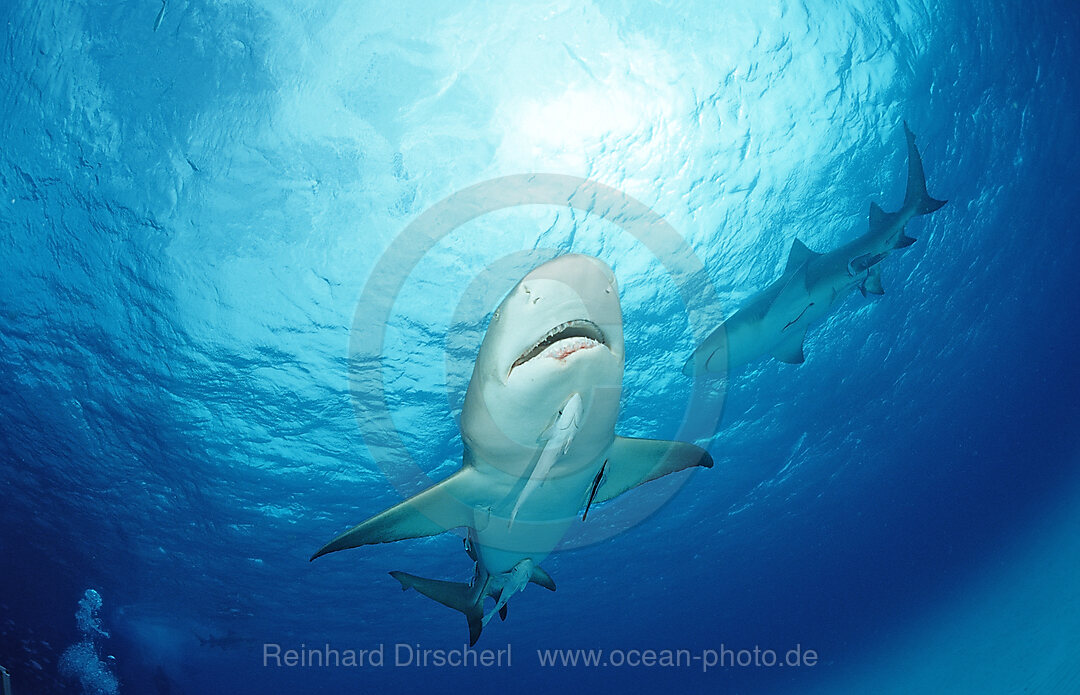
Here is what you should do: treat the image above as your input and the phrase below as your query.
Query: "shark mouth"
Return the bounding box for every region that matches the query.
[510,320,606,373]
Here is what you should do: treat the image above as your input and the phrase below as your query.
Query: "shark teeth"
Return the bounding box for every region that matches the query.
[510,320,606,373]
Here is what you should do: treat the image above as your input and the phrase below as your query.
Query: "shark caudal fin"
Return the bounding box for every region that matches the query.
[902,121,947,216]
[390,571,485,646]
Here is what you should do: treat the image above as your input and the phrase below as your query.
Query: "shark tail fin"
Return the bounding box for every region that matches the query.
[902,122,947,216]
[390,571,485,646]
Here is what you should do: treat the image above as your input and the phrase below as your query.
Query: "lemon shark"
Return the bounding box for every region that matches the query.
[684,123,947,375]
[312,254,713,644]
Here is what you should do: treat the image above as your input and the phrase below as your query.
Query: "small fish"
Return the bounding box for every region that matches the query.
[581,459,607,521]
[847,252,887,276]
[508,393,583,528]
[153,0,167,32]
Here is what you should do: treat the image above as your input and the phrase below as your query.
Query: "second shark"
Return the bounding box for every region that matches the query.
[684,123,947,376]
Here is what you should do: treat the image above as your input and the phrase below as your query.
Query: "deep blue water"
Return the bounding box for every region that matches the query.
[2,1,1079,693]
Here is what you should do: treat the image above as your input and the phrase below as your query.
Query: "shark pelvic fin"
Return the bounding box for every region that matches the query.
[390,571,484,646]
[311,469,483,560]
[861,266,884,296]
[590,437,713,506]
[785,238,821,273]
[772,329,807,364]
[902,122,948,215]
[499,605,508,621]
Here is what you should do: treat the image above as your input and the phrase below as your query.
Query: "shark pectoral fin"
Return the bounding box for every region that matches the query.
[311,469,482,560]
[864,267,885,295]
[895,234,917,248]
[390,571,484,646]
[498,605,508,621]
[529,565,557,592]
[785,238,822,273]
[771,329,807,364]
[591,436,713,506]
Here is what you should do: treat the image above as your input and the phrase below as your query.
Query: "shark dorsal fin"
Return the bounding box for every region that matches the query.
[869,202,886,231]
[785,238,820,273]
[869,202,903,235]
[771,329,807,365]
[769,261,810,318]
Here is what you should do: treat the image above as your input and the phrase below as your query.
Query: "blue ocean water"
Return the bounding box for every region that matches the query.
[2,1,1079,693]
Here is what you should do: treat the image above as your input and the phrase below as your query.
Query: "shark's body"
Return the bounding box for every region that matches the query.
[313,254,712,644]
[684,123,947,375]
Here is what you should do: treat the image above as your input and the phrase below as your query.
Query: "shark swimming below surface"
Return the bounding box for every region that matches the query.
[683,123,947,376]
[312,254,713,644]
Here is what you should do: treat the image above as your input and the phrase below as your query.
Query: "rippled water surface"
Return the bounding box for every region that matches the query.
[2,1,1078,693]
